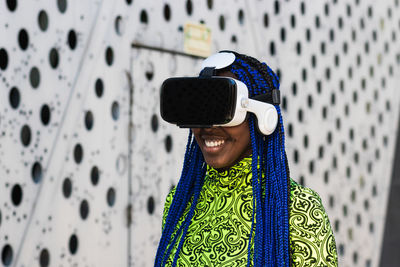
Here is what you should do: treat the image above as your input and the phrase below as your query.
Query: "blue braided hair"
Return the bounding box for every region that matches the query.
[155,52,291,267]
[155,130,207,266]
[227,52,290,267]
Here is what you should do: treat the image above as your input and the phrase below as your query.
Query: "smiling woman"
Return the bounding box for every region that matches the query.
[156,51,338,267]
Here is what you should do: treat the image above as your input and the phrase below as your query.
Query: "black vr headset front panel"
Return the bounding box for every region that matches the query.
[160,77,237,127]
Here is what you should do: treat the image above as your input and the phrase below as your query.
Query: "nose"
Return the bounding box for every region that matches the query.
[202,126,219,132]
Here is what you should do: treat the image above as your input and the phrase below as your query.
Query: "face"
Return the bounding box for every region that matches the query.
[192,122,252,170]
[191,70,252,170]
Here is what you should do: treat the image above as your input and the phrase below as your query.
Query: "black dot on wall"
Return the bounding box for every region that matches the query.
[29,67,40,89]
[9,87,20,109]
[38,10,49,31]
[90,166,99,186]
[307,94,313,108]
[303,135,309,148]
[62,178,72,198]
[31,162,42,183]
[324,170,329,183]
[327,131,333,144]
[95,78,104,97]
[111,101,119,120]
[145,62,154,81]
[105,47,114,66]
[57,0,67,13]
[11,184,23,206]
[338,244,344,256]
[6,0,17,12]
[39,248,50,267]
[219,15,225,31]
[320,42,326,54]
[207,0,213,9]
[316,80,322,94]
[280,27,286,42]
[311,55,316,67]
[20,124,31,147]
[296,42,301,55]
[300,1,306,14]
[115,16,124,36]
[73,143,83,164]
[163,4,171,21]
[353,251,358,264]
[315,15,320,28]
[186,0,193,15]
[282,96,287,111]
[84,111,94,130]
[292,82,297,95]
[299,176,305,186]
[107,187,116,207]
[140,10,148,24]
[165,135,172,153]
[302,68,307,81]
[338,16,343,29]
[290,14,296,28]
[79,199,89,220]
[18,29,29,50]
[306,28,311,42]
[298,108,303,122]
[293,149,299,163]
[151,114,158,132]
[324,3,330,15]
[238,9,244,25]
[0,48,9,70]
[263,13,269,28]
[49,48,59,69]
[67,30,77,50]
[287,123,293,137]
[147,196,155,215]
[68,234,78,255]
[1,244,13,266]
[309,160,314,174]
[323,112,331,127]
[274,0,280,14]
[270,41,275,55]
[40,104,51,126]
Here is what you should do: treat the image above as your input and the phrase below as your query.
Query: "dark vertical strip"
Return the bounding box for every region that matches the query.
[380,112,400,267]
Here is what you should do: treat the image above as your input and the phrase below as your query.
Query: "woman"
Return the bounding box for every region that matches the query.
[155,51,338,266]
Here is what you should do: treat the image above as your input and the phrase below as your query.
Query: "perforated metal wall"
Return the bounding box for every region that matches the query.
[0,0,399,267]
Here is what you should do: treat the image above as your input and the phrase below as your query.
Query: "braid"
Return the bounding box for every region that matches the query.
[229,54,291,267]
[155,132,206,267]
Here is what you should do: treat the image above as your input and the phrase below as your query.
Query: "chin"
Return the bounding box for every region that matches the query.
[204,156,232,170]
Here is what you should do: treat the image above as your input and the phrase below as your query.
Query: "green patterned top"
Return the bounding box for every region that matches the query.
[162,157,338,266]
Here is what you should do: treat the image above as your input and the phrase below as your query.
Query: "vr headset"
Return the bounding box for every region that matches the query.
[160,52,280,135]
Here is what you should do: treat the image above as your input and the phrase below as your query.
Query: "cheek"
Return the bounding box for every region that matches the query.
[229,126,251,154]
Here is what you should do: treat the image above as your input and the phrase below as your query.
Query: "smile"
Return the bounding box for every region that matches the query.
[204,140,225,148]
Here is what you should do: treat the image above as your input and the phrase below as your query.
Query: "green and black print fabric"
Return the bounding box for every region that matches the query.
[162,157,338,266]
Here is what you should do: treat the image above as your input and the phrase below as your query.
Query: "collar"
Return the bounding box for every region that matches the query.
[206,156,252,189]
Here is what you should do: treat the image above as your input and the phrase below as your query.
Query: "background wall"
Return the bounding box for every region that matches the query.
[0,0,399,266]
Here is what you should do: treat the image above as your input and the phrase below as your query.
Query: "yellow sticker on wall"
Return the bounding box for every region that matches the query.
[184,22,212,57]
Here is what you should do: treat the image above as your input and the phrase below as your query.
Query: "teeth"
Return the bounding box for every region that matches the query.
[204,140,224,148]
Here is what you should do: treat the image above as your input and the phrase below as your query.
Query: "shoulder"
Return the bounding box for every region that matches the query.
[162,187,176,229]
[290,179,323,205]
[289,179,338,266]
[163,186,177,215]
[165,186,176,208]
